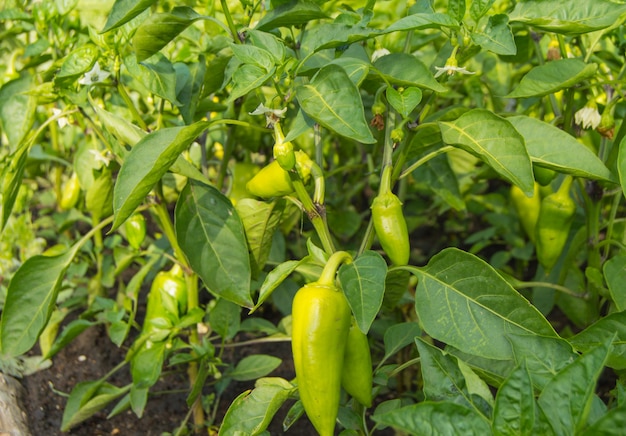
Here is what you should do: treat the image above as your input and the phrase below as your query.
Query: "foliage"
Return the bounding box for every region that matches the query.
[1,0,626,434]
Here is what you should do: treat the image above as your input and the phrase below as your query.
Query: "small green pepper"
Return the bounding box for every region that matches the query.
[341,318,373,407]
[535,176,576,272]
[246,151,312,199]
[59,173,81,210]
[125,213,146,250]
[510,182,541,243]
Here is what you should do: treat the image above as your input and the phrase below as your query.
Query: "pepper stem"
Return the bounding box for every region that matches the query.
[317,251,353,287]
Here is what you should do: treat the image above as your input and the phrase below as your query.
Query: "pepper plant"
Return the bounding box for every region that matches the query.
[1,0,626,435]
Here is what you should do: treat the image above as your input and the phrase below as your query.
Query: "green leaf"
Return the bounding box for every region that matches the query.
[252,259,303,312]
[329,57,370,87]
[373,401,492,435]
[507,333,578,390]
[448,0,466,22]
[537,337,613,435]
[44,319,95,360]
[470,0,496,21]
[296,64,375,143]
[61,381,130,431]
[506,58,597,98]
[618,136,626,198]
[384,12,459,33]
[175,181,253,308]
[447,347,516,387]
[338,251,387,334]
[0,75,36,150]
[218,379,293,436]
[246,30,286,64]
[130,340,166,388]
[123,53,181,106]
[112,121,209,230]
[569,311,626,370]
[227,62,275,102]
[509,0,626,35]
[302,23,380,52]
[471,14,516,56]
[254,0,328,31]
[133,7,203,61]
[373,53,447,93]
[416,338,489,415]
[101,0,157,32]
[235,198,285,275]
[54,45,99,87]
[439,109,535,195]
[0,246,81,357]
[85,168,114,222]
[405,248,557,360]
[386,86,422,118]
[1,144,29,233]
[208,298,241,341]
[604,255,626,312]
[580,402,626,436]
[509,115,615,183]
[382,322,422,363]
[230,43,276,73]
[226,355,282,382]
[492,363,535,436]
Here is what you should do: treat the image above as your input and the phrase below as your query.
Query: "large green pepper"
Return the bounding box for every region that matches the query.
[510,182,541,243]
[535,176,576,272]
[291,252,352,436]
[341,318,373,407]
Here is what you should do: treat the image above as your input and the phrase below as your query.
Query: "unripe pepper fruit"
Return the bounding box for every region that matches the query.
[535,176,576,272]
[59,172,81,210]
[291,252,352,436]
[125,212,146,250]
[246,151,312,199]
[510,182,541,243]
[341,318,373,407]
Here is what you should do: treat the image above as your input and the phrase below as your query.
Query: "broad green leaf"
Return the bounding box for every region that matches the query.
[373,53,447,93]
[492,363,535,436]
[507,333,578,390]
[448,0,466,22]
[175,181,253,308]
[302,22,380,52]
[254,0,328,31]
[384,12,459,33]
[447,347,516,387]
[130,340,166,388]
[230,43,276,73]
[235,198,285,275]
[373,401,492,435]
[439,109,534,195]
[386,86,422,118]
[252,259,306,312]
[227,62,275,102]
[472,14,516,56]
[470,0,496,21]
[208,298,241,340]
[112,121,209,230]
[218,380,293,436]
[569,311,626,370]
[506,58,597,98]
[382,322,422,363]
[618,136,626,198]
[0,75,36,151]
[416,338,490,416]
[123,53,181,106]
[226,355,282,382]
[382,268,411,310]
[101,0,156,32]
[330,57,370,87]
[405,248,557,360]
[604,255,626,312]
[509,115,615,183]
[537,337,613,435]
[246,30,286,64]
[0,144,29,232]
[61,381,130,431]
[296,64,375,144]
[54,45,99,87]
[580,402,626,436]
[133,7,203,61]
[0,246,81,357]
[509,0,626,35]
[338,251,387,334]
[44,319,95,360]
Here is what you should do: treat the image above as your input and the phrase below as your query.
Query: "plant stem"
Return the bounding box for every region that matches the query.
[220,0,240,43]
[317,251,352,286]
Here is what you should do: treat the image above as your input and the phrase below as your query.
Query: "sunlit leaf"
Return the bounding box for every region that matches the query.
[506,59,597,98]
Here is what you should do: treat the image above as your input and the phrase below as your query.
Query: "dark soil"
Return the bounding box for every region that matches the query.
[20,323,322,436]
